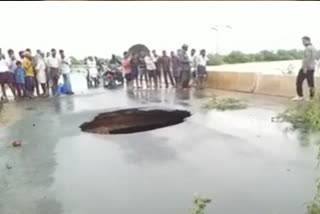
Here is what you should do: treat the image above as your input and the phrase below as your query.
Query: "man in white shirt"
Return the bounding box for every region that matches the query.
[45,52,51,91]
[195,49,208,89]
[7,49,17,74]
[86,56,99,88]
[59,49,74,95]
[190,49,197,86]
[0,49,16,102]
[35,52,48,97]
[47,49,61,95]
[145,51,157,88]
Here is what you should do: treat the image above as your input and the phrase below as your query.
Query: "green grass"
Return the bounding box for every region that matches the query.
[278,98,320,136]
[202,97,247,111]
[307,178,320,214]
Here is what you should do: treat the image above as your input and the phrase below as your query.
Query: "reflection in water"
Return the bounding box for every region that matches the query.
[174,89,191,107]
[125,88,214,107]
[125,88,212,107]
[53,97,75,113]
[111,133,176,165]
[192,90,211,99]
[126,89,162,104]
[176,89,191,100]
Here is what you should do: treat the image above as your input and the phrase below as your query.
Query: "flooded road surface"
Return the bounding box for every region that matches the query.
[0,76,318,214]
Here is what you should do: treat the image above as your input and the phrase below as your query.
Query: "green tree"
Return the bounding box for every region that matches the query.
[259,50,277,61]
[276,49,292,60]
[207,54,224,66]
[70,56,85,65]
[224,51,250,64]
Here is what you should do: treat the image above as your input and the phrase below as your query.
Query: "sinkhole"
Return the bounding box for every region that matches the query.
[80,108,191,134]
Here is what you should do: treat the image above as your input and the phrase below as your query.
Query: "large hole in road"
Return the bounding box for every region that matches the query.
[79,108,191,135]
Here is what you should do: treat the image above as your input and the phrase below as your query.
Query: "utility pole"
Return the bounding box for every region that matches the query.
[211,25,232,55]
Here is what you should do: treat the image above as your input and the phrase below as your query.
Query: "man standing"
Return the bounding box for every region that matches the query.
[130,53,139,88]
[137,51,148,88]
[59,50,74,95]
[122,51,133,90]
[45,52,51,91]
[145,51,157,88]
[196,49,208,89]
[18,51,24,62]
[86,56,99,88]
[171,50,181,87]
[160,50,174,88]
[0,49,16,102]
[190,49,197,86]
[25,49,40,96]
[22,52,36,98]
[179,44,191,89]
[35,52,48,96]
[152,50,161,87]
[47,49,61,96]
[35,49,42,66]
[7,49,17,83]
[293,36,317,101]
[7,49,16,68]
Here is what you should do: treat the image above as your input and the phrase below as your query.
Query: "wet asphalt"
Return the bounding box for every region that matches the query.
[0,73,318,214]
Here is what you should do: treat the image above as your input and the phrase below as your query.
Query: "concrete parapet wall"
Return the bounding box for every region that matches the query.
[254,74,296,97]
[207,71,319,97]
[206,71,257,93]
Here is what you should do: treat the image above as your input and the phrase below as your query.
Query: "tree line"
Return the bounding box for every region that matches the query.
[207,49,307,66]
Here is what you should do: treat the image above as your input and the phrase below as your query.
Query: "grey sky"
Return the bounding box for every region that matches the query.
[0,1,319,58]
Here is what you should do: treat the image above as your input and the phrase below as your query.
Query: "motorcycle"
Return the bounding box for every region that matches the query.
[102,64,124,89]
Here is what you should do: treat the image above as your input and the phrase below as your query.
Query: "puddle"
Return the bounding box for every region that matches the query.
[79,108,191,134]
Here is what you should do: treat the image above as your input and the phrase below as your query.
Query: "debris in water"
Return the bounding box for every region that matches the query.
[202,97,247,111]
[191,193,212,214]
[12,140,22,147]
[6,163,12,170]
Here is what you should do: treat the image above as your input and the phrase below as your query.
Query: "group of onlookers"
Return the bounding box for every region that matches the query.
[0,48,74,102]
[0,44,208,102]
[121,44,208,90]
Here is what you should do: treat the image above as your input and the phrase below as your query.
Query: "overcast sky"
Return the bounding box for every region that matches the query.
[0,1,320,58]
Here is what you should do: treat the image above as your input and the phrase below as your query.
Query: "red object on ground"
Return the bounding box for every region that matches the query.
[12,140,22,147]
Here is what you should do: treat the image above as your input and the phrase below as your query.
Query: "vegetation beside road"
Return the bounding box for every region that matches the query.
[278,98,320,214]
[278,98,320,136]
[207,49,305,65]
[202,97,247,111]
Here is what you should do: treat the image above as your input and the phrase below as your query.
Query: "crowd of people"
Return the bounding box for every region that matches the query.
[0,44,208,103]
[0,48,74,102]
[0,36,315,105]
[121,44,208,90]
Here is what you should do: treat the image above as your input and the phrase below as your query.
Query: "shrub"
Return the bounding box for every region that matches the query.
[278,98,320,134]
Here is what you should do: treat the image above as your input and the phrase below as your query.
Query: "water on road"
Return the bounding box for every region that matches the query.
[0,74,318,214]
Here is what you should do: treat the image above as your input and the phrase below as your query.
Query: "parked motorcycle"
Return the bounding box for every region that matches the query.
[102,64,124,89]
